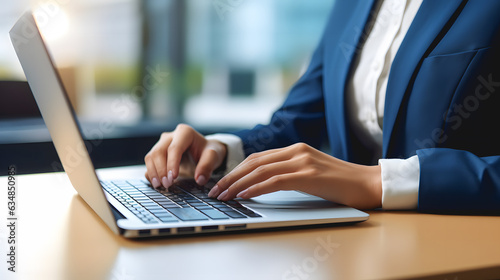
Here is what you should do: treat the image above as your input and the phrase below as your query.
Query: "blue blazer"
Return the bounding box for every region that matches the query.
[234,0,500,214]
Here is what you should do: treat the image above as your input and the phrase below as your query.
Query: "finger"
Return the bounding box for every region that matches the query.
[166,125,196,183]
[148,134,172,187]
[194,141,226,185]
[211,148,293,198]
[236,171,307,199]
[217,159,299,201]
[178,152,196,177]
[153,152,170,189]
[230,146,288,173]
[144,154,161,188]
[194,149,218,186]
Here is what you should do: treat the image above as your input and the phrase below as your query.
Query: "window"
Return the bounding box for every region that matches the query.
[142,0,335,128]
[1,0,333,129]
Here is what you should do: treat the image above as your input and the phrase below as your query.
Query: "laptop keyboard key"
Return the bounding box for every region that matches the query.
[146,206,164,212]
[140,202,158,207]
[194,206,213,210]
[238,208,262,218]
[189,202,206,207]
[158,217,178,223]
[216,206,233,212]
[154,212,174,218]
[223,211,247,219]
[208,202,226,207]
[167,208,209,221]
[157,201,178,207]
[152,211,174,218]
[200,209,230,220]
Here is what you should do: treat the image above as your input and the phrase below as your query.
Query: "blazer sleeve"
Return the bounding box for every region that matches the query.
[232,36,328,156]
[417,148,500,214]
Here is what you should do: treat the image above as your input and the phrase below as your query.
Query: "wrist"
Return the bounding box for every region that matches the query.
[205,134,245,173]
[361,165,382,209]
[211,140,228,175]
[371,165,383,208]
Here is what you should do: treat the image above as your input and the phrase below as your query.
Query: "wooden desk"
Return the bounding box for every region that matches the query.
[1,167,500,280]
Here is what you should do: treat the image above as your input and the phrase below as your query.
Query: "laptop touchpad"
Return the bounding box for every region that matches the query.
[241,191,338,209]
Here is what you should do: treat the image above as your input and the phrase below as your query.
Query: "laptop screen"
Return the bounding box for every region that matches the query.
[10,11,119,234]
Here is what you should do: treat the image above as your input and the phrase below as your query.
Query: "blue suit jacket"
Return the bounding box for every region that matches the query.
[234,0,500,214]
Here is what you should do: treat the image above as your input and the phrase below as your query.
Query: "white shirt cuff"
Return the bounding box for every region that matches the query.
[205,133,245,173]
[378,155,420,210]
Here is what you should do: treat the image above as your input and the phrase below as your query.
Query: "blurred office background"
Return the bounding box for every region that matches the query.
[0,0,334,174]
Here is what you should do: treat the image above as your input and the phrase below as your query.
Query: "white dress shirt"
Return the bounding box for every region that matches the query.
[208,0,423,210]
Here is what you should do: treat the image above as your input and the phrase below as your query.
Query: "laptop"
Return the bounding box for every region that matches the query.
[9,11,368,238]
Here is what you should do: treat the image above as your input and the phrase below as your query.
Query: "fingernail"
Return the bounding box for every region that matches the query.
[167,170,173,186]
[162,176,169,188]
[217,189,228,201]
[152,177,161,188]
[208,185,219,198]
[236,189,249,199]
[196,175,207,186]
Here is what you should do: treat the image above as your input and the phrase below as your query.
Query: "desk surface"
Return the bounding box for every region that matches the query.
[1,167,500,280]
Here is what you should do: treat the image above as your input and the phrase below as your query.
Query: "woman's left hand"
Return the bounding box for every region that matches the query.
[208,143,382,209]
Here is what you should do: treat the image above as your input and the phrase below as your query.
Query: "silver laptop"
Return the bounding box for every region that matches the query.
[9,11,368,238]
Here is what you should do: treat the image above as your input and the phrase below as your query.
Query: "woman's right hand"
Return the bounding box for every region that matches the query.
[144,124,227,189]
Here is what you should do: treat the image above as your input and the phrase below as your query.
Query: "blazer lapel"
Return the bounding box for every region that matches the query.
[382,0,467,157]
[326,0,376,159]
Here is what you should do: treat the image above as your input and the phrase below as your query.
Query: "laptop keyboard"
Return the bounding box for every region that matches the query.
[101,179,261,224]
